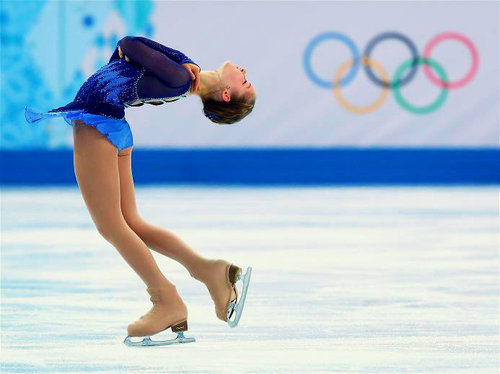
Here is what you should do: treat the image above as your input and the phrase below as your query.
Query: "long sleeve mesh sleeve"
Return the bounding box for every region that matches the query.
[109,36,200,70]
[112,36,192,88]
[127,36,200,68]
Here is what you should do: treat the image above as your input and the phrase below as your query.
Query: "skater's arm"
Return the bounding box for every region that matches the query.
[109,36,200,70]
[116,36,192,88]
[128,36,200,68]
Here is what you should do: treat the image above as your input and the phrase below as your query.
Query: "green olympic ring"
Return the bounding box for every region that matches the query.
[393,57,449,114]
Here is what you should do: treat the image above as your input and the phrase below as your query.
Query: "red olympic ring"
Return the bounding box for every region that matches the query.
[422,31,479,90]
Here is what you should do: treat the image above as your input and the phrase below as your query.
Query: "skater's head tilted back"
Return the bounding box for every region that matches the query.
[189,60,256,125]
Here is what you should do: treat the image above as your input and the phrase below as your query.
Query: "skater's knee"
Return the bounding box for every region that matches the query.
[95,213,151,244]
[124,216,151,241]
[95,223,115,242]
[95,219,128,243]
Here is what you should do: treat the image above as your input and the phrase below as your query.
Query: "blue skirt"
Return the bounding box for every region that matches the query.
[24,106,134,152]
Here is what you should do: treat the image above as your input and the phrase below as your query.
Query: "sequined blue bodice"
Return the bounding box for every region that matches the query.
[48,36,199,120]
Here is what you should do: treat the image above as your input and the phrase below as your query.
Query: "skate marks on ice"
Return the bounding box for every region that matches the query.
[1,186,498,373]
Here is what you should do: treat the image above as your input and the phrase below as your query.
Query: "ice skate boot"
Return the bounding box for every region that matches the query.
[194,259,252,328]
[123,285,196,346]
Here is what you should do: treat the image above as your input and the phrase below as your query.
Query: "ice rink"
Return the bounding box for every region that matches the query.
[1,186,498,373]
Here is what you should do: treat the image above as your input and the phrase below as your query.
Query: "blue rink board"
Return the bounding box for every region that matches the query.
[0,148,499,185]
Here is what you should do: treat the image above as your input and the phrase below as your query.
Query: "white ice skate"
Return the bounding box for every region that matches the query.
[227,266,252,328]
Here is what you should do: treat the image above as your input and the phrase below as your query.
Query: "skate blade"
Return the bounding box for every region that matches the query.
[227,266,252,328]
[123,331,196,347]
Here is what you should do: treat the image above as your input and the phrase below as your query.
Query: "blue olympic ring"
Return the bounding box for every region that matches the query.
[303,31,360,89]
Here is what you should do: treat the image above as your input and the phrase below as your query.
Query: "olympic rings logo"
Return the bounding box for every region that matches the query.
[303,31,479,114]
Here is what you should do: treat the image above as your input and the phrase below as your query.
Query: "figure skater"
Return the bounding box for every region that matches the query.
[24,35,255,346]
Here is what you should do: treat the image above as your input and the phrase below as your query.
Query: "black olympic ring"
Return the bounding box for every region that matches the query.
[363,31,419,89]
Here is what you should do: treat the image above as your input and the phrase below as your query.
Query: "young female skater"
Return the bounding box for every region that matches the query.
[24,35,255,346]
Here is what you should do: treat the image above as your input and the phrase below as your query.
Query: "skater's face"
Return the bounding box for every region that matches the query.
[217,60,256,103]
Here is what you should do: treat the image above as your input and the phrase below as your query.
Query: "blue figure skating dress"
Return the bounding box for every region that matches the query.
[25,36,200,151]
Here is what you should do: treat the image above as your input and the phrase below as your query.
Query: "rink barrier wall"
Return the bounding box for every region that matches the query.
[0,148,498,185]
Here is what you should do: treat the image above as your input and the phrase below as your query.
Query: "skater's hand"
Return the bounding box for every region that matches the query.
[182,63,201,94]
[118,46,130,62]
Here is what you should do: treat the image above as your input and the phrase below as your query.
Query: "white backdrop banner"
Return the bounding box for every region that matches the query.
[125,1,499,148]
[14,1,499,149]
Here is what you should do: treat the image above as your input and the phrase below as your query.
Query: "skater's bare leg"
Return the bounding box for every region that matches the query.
[116,147,210,279]
[72,121,175,289]
[117,149,238,321]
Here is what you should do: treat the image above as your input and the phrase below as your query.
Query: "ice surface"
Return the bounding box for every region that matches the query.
[1,186,498,373]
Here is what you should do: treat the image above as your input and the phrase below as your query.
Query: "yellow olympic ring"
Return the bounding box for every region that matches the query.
[333,57,390,114]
